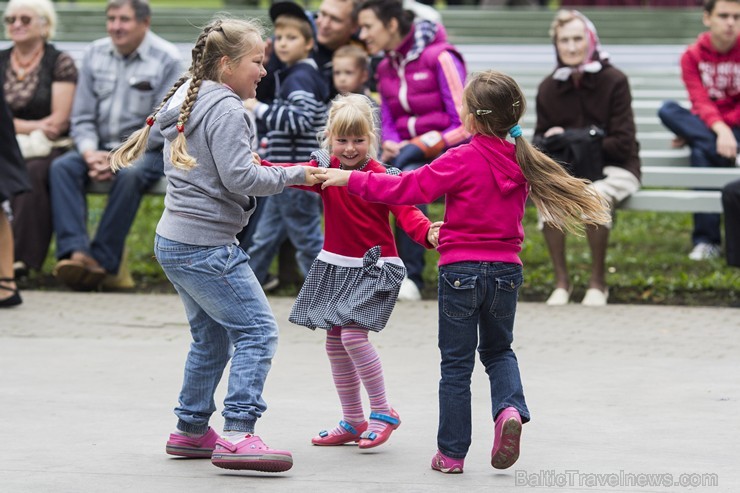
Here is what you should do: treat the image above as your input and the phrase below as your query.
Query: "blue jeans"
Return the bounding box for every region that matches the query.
[658,101,740,245]
[50,149,164,273]
[437,261,530,459]
[247,188,324,283]
[154,235,279,434]
[391,158,428,290]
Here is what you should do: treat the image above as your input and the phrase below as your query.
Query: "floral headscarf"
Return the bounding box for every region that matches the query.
[551,10,609,81]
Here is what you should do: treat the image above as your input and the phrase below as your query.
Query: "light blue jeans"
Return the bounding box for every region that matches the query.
[154,234,279,434]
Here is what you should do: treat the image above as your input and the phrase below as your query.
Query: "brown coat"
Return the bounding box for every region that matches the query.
[534,64,641,181]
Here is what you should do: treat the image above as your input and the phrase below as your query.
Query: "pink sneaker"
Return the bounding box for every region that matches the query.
[431,450,464,474]
[166,427,219,458]
[491,407,522,469]
[211,434,293,472]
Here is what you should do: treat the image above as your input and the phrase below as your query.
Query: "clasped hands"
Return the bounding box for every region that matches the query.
[299,167,352,188]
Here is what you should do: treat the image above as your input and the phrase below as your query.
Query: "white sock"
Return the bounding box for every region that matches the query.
[173,429,205,438]
[222,430,251,443]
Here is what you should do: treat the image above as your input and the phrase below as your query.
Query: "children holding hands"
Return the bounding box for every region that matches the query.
[318,70,611,473]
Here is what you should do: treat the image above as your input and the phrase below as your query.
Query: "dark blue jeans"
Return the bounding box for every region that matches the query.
[437,261,530,459]
[50,149,164,273]
[658,101,740,245]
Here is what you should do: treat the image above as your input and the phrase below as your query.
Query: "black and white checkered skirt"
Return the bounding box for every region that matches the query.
[289,246,406,332]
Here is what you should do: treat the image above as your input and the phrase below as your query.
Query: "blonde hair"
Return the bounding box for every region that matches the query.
[4,0,57,40]
[110,17,264,172]
[319,93,379,160]
[464,70,611,233]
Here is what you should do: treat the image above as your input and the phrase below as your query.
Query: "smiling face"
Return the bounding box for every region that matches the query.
[555,18,589,67]
[704,0,740,53]
[316,0,356,50]
[357,8,398,56]
[106,3,149,56]
[221,37,267,100]
[330,134,370,169]
[4,7,48,44]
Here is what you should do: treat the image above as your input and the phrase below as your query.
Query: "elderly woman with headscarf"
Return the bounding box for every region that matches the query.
[533,10,641,307]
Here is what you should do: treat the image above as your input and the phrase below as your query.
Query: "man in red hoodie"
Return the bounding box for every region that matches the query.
[658,0,740,261]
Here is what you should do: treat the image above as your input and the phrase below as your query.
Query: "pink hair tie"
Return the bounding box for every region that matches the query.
[146,116,155,127]
[176,121,184,133]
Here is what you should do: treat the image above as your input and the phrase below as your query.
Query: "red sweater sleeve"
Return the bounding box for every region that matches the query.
[681,48,724,128]
[390,204,433,249]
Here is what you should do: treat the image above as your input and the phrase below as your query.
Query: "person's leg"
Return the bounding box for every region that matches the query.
[246,195,288,284]
[477,263,528,470]
[436,263,481,460]
[542,224,569,290]
[237,196,264,252]
[722,179,740,267]
[10,154,56,270]
[91,150,164,273]
[586,224,609,290]
[49,150,91,259]
[313,326,367,443]
[658,101,725,247]
[340,325,400,448]
[154,235,231,434]
[280,188,324,276]
[396,160,428,292]
[0,206,19,304]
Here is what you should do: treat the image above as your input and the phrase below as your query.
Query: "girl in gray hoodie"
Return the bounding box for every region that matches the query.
[111,17,322,474]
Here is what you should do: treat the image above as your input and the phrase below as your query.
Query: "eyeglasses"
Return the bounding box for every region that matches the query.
[3,15,34,26]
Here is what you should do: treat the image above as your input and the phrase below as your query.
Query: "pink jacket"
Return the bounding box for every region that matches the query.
[376,20,468,150]
[348,134,528,266]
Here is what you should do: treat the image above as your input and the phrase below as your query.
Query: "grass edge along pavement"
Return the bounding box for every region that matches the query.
[24,197,740,307]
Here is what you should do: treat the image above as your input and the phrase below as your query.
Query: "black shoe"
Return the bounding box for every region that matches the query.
[0,278,22,308]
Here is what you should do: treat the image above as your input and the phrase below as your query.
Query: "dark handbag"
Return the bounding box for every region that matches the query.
[537,125,606,182]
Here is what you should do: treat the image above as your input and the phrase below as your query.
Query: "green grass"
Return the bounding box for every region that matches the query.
[27,197,740,307]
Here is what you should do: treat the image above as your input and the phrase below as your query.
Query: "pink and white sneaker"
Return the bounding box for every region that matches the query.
[431,450,464,474]
[166,427,219,458]
[211,434,293,472]
[491,407,522,469]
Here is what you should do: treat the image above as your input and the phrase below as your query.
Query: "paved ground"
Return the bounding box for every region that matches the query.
[1,291,738,492]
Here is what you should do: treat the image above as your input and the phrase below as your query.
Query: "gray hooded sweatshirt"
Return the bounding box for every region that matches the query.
[156,80,306,246]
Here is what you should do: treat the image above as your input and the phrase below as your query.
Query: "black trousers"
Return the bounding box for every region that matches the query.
[722,178,740,267]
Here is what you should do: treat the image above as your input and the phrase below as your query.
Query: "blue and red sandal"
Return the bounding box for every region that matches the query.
[312,420,368,446]
[358,409,401,449]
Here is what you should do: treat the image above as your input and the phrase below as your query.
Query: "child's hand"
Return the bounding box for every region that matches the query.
[427,221,443,248]
[317,168,352,188]
[303,166,325,186]
[252,152,262,165]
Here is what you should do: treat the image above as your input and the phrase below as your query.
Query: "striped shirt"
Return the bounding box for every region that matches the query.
[70,31,183,153]
[253,58,329,162]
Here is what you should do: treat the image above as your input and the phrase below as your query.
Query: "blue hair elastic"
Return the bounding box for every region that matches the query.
[509,124,522,139]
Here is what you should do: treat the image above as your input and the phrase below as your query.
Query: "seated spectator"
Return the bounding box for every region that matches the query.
[1,0,77,277]
[722,178,740,267]
[1,80,30,307]
[658,0,740,261]
[357,0,468,301]
[243,2,329,289]
[49,0,182,291]
[533,10,641,307]
[332,44,370,96]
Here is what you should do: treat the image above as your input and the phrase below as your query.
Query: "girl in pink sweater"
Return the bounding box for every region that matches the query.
[318,70,610,473]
